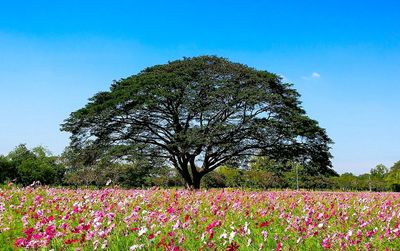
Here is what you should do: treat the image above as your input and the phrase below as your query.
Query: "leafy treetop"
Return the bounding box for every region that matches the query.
[62,56,335,189]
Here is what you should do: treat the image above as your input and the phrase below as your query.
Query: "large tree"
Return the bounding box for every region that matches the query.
[61,56,335,189]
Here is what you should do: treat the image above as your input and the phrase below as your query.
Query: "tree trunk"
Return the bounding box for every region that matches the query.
[175,159,203,189]
[175,162,193,189]
[181,174,193,189]
[189,157,202,189]
[192,173,202,189]
[180,171,202,189]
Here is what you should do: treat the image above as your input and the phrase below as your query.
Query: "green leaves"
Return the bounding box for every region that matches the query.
[1,144,65,185]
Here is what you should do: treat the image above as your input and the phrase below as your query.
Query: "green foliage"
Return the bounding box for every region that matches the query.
[149,166,185,188]
[245,169,287,189]
[386,169,400,184]
[385,169,400,191]
[330,173,359,190]
[61,145,179,188]
[0,155,16,183]
[0,144,65,186]
[249,156,290,174]
[201,171,227,188]
[390,160,400,172]
[299,175,335,190]
[383,161,400,191]
[370,164,388,179]
[17,159,56,185]
[329,164,395,192]
[217,166,245,187]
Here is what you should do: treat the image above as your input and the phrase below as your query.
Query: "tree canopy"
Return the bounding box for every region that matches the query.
[0,144,65,185]
[61,56,335,189]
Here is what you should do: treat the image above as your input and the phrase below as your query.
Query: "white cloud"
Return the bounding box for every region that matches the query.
[311,72,320,78]
[302,72,321,80]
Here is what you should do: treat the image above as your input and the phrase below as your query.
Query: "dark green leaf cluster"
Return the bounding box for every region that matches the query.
[0,144,65,185]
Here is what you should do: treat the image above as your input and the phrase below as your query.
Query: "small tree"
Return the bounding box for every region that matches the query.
[62,56,334,189]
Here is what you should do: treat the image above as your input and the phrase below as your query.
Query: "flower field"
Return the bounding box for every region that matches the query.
[0,186,399,250]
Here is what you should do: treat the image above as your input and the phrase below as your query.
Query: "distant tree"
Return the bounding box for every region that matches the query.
[249,156,290,175]
[61,145,167,187]
[217,166,244,187]
[334,172,358,191]
[368,164,389,191]
[0,155,16,183]
[300,175,334,190]
[63,160,157,188]
[7,144,35,167]
[390,160,400,172]
[62,56,334,189]
[357,173,372,191]
[149,166,184,188]
[386,161,400,192]
[370,164,388,179]
[202,171,227,188]
[6,144,65,185]
[246,169,287,189]
[385,170,400,192]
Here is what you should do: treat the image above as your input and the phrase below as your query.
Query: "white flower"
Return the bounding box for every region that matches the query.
[138,226,148,237]
[229,231,236,243]
[244,222,251,235]
[130,244,144,250]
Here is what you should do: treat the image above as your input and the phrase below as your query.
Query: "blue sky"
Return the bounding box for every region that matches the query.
[0,1,399,174]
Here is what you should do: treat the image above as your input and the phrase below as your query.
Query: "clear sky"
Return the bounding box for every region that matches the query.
[0,0,399,174]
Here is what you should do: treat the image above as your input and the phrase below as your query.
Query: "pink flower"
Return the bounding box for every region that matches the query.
[206,220,221,232]
[167,207,175,214]
[321,237,331,249]
[45,225,56,239]
[276,241,282,251]
[14,238,27,247]
[226,242,240,251]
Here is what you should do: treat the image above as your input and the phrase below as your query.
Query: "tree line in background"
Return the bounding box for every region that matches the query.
[0,144,399,191]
